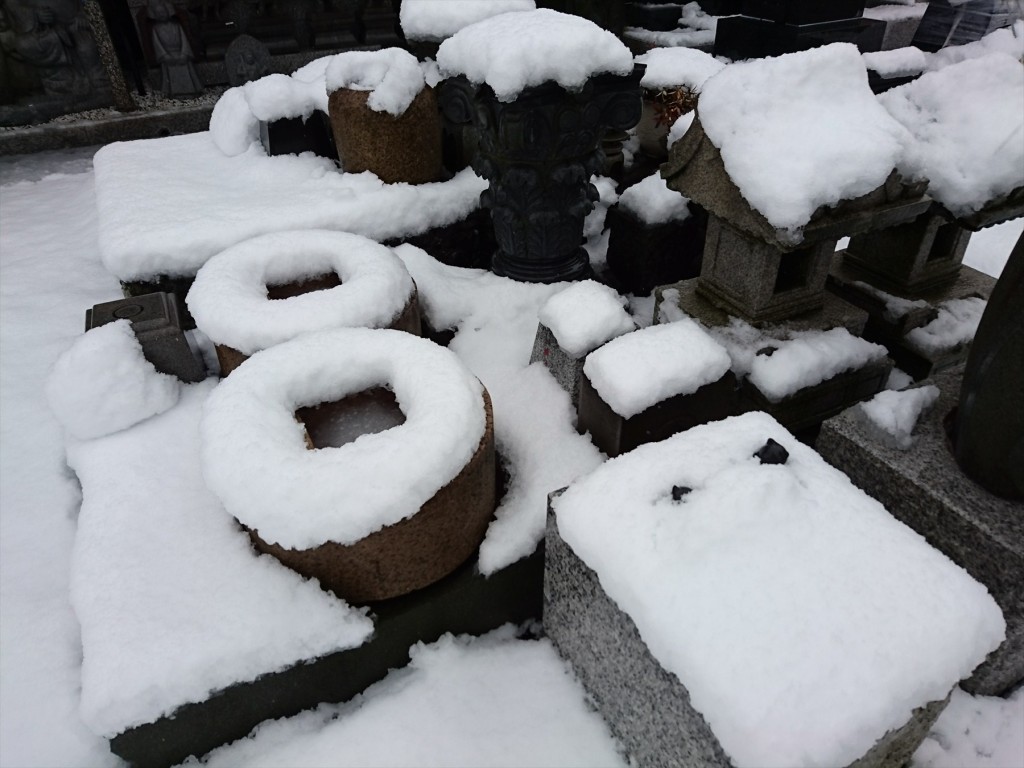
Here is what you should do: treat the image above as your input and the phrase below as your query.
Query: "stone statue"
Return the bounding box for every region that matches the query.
[223,33,268,86]
[143,0,202,95]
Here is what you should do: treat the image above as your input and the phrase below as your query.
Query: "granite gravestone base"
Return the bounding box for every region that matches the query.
[110,539,545,768]
[542,499,950,768]
[816,366,1024,696]
[605,203,706,297]
[259,111,337,159]
[530,323,587,409]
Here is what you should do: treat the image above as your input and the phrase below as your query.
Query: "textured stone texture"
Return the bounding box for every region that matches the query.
[605,203,705,297]
[817,366,1024,696]
[544,501,950,768]
[247,390,495,604]
[577,370,738,457]
[828,260,995,380]
[86,291,206,382]
[530,323,586,409]
[328,85,442,185]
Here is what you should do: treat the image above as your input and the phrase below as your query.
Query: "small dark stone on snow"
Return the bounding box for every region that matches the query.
[671,485,692,501]
[754,438,789,465]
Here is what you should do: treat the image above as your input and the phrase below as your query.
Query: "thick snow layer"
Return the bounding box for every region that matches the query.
[93,132,486,281]
[859,384,940,450]
[879,54,1024,216]
[698,43,915,240]
[45,320,180,440]
[618,172,691,224]
[637,46,725,90]
[554,411,1005,768]
[927,20,1024,71]
[538,280,635,358]
[914,686,1024,768]
[583,319,732,418]
[905,297,986,354]
[863,3,927,21]
[436,9,634,101]
[325,48,425,116]
[851,280,930,323]
[667,110,695,148]
[186,230,414,356]
[198,629,626,768]
[626,26,716,48]
[201,328,485,550]
[400,0,535,41]
[862,46,929,78]
[67,381,373,737]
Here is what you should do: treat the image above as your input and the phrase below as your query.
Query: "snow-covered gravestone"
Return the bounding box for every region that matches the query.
[545,411,1005,768]
[828,53,1024,380]
[437,9,642,283]
[576,318,736,457]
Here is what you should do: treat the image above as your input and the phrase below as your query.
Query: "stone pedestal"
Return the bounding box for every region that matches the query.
[577,369,738,457]
[543,500,951,768]
[439,69,643,283]
[86,292,206,382]
[816,367,1024,696]
[259,111,337,159]
[605,203,705,297]
[530,323,587,409]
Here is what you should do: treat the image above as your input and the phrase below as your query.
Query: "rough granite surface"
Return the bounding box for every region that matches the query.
[530,323,585,409]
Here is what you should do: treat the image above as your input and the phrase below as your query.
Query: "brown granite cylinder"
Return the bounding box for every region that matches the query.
[327,85,443,184]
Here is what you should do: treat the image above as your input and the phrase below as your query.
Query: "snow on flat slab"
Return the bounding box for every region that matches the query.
[325,48,426,116]
[198,629,627,768]
[618,171,691,225]
[905,297,986,355]
[697,43,914,240]
[66,381,373,737]
[879,54,1024,216]
[400,0,536,42]
[46,320,181,440]
[93,132,486,281]
[201,329,485,550]
[637,46,725,91]
[538,280,635,358]
[859,384,940,450]
[913,686,1024,768]
[583,318,732,418]
[553,411,1005,768]
[187,230,414,356]
[436,9,634,101]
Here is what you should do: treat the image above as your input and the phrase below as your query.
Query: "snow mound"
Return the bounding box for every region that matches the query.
[553,411,1005,768]
[325,48,425,116]
[697,43,915,239]
[437,9,634,101]
[859,384,940,450]
[619,172,691,225]
[879,54,1024,216]
[538,280,635,359]
[637,46,725,91]
[201,328,486,550]
[862,46,929,78]
[68,382,373,737]
[905,297,986,354]
[200,629,627,767]
[583,318,732,418]
[914,686,1024,768]
[667,111,695,149]
[187,230,414,356]
[46,320,180,440]
[400,0,536,42]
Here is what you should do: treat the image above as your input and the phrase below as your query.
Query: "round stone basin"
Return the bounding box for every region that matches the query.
[297,388,406,449]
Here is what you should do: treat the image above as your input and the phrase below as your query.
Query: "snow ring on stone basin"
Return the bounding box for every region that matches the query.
[325,48,425,116]
[201,328,486,549]
[187,230,415,357]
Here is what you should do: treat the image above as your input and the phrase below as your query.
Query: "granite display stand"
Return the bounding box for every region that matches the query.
[111,541,545,768]
[816,366,1024,696]
[577,369,738,457]
[543,499,950,768]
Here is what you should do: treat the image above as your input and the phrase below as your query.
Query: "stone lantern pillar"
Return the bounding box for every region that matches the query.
[439,68,642,283]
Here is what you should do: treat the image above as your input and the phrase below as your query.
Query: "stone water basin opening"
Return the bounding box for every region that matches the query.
[296,387,406,449]
[266,271,342,300]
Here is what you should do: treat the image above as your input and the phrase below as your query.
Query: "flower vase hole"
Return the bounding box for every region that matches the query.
[187,230,422,377]
[201,328,496,604]
[637,86,697,160]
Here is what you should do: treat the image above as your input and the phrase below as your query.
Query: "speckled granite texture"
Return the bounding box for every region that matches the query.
[530,323,585,409]
[817,366,1024,696]
[543,499,950,768]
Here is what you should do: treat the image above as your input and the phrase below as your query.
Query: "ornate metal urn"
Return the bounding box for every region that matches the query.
[440,68,643,283]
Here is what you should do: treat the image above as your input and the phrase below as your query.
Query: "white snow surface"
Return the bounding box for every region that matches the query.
[879,54,1024,216]
[851,280,930,323]
[926,20,1024,70]
[45,320,180,440]
[93,132,486,281]
[537,280,635,358]
[325,48,425,116]
[196,628,627,768]
[667,110,695,148]
[859,384,940,450]
[186,230,414,356]
[67,381,374,737]
[905,297,986,354]
[618,171,691,224]
[583,318,732,418]
[697,43,915,240]
[636,46,725,90]
[201,328,486,550]
[553,411,1005,768]
[913,686,1024,768]
[436,9,634,101]
[399,0,536,41]
[862,46,929,78]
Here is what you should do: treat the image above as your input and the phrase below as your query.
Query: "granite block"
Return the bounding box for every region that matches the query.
[605,203,705,297]
[816,366,1024,695]
[543,500,950,768]
[530,323,586,408]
